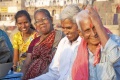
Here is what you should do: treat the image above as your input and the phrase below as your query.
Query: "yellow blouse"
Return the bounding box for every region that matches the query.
[12,31,36,71]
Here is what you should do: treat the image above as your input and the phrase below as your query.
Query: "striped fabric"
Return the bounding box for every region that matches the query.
[88,34,120,80]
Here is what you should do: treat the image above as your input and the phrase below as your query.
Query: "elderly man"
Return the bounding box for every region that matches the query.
[29,4,82,80]
[72,6,120,80]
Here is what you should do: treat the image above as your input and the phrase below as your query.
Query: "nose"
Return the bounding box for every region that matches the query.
[39,21,44,25]
[21,23,26,28]
[90,29,96,36]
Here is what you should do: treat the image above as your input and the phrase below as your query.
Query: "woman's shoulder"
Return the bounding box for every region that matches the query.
[31,36,40,43]
[29,36,40,46]
[31,30,39,38]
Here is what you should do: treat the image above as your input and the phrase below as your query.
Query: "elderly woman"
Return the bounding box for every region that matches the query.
[72,6,120,80]
[29,4,82,80]
[21,9,64,80]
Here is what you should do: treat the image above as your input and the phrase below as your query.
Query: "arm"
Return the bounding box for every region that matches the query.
[13,49,19,71]
[12,33,19,71]
[31,54,60,80]
[86,6,109,47]
[21,53,32,78]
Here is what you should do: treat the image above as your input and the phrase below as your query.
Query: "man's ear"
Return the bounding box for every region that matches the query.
[78,30,84,38]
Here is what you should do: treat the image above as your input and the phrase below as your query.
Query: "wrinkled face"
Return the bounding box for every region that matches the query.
[61,19,79,42]
[80,18,100,45]
[34,12,53,35]
[16,15,31,33]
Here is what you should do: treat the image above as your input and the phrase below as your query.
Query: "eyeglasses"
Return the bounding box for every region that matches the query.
[34,17,48,25]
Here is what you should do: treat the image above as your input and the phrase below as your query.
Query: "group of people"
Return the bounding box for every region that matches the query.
[0,4,120,80]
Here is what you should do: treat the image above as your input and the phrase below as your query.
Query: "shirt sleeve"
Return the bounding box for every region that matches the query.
[29,38,65,80]
[103,34,120,64]
[12,33,19,49]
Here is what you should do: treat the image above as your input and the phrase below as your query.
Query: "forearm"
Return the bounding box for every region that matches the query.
[95,25,109,47]
[13,56,19,66]
[21,53,32,77]
[13,49,19,66]
[29,71,59,80]
[21,62,29,78]
[13,57,19,71]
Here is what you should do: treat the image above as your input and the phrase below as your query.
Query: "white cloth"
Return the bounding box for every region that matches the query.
[30,36,81,80]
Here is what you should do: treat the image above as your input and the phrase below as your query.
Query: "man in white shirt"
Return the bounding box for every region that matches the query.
[30,4,82,80]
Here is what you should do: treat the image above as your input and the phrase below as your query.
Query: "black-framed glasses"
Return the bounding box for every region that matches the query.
[34,17,48,25]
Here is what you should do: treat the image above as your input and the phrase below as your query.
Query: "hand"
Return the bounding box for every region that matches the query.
[20,53,27,58]
[12,65,17,71]
[85,5,103,28]
[85,5,109,46]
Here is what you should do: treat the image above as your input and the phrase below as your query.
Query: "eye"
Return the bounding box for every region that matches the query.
[84,29,91,34]
[17,23,22,25]
[35,20,39,23]
[92,26,96,31]
[66,26,72,29]
[24,21,28,24]
[42,17,48,20]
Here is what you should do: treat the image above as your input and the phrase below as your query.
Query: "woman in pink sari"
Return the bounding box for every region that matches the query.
[21,9,64,80]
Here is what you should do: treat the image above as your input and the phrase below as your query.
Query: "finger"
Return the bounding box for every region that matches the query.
[86,5,91,10]
[86,5,94,14]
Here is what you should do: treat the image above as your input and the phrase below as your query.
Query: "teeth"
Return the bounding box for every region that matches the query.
[22,29,26,31]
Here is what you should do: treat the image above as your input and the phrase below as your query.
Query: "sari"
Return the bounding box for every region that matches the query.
[23,30,64,80]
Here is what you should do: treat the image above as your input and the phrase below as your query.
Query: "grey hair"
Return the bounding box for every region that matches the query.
[76,9,89,31]
[34,9,52,19]
[60,4,82,23]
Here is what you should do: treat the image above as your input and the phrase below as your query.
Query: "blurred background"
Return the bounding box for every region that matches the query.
[0,0,120,41]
